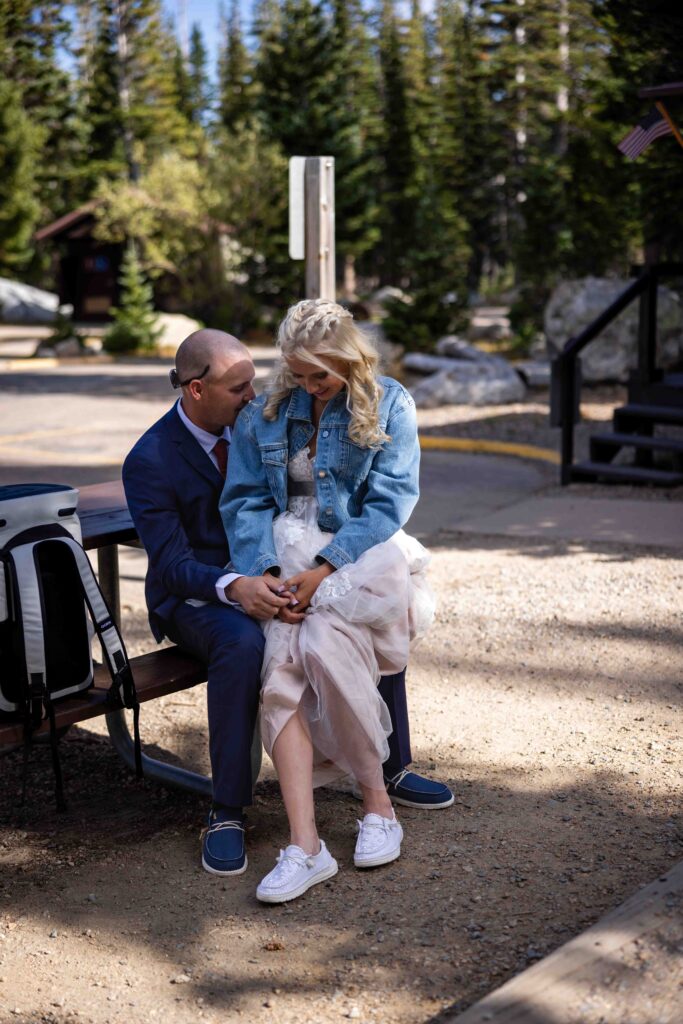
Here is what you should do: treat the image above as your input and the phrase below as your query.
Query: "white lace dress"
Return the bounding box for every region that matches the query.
[260,447,435,792]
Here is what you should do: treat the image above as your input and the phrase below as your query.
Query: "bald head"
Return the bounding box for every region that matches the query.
[175,329,249,384]
[174,328,256,434]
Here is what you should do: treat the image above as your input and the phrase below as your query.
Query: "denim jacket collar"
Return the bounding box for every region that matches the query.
[285,387,349,426]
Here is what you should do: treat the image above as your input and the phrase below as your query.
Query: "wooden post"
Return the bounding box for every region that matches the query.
[637,269,658,387]
[304,157,335,300]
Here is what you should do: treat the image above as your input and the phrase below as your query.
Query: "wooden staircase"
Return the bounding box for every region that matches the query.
[552,265,683,487]
[571,390,683,486]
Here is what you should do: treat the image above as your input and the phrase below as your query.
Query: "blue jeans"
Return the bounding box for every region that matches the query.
[162,602,265,808]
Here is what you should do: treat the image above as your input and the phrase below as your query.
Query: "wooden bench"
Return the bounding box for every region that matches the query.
[0,481,259,797]
[0,646,206,747]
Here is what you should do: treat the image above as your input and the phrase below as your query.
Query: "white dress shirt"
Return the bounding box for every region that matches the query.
[175,399,242,603]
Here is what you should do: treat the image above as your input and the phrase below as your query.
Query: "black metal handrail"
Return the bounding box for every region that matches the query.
[551,263,683,484]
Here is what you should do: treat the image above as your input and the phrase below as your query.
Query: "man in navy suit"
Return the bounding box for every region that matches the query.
[123,330,452,878]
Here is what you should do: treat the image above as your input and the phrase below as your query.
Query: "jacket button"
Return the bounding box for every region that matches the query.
[318,470,326,478]
[326,507,332,514]
[322,430,329,437]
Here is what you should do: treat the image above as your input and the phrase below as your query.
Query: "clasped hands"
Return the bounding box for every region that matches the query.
[226,564,335,622]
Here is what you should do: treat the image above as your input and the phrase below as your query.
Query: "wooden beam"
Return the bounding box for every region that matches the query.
[638,81,683,99]
[448,860,683,1023]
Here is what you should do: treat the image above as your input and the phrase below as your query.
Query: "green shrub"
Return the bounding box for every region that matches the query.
[103,242,162,354]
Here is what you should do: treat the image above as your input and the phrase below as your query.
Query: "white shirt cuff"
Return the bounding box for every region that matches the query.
[216,572,243,604]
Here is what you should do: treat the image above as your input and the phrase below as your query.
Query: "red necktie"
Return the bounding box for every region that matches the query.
[212,437,229,479]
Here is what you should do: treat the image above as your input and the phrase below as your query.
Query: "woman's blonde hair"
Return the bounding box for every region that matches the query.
[263,299,390,447]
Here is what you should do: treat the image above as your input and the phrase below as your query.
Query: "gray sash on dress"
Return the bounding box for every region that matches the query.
[287,477,315,497]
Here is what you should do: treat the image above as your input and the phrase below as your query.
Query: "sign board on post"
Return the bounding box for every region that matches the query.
[289,157,306,260]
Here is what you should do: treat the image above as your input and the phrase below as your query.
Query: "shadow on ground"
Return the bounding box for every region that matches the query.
[0,729,680,1020]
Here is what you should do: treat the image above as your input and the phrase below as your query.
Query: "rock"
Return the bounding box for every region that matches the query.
[153,313,203,355]
[0,278,69,324]
[515,360,552,388]
[357,321,404,370]
[171,974,191,985]
[467,306,511,341]
[544,276,683,383]
[53,338,83,358]
[366,286,412,319]
[435,336,492,362]
[407,339,526,407]
[404,353,471,375]
[411,360,525,407]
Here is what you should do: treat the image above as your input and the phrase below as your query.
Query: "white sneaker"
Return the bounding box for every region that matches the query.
[256,841,338,903]
[354,813,403,869]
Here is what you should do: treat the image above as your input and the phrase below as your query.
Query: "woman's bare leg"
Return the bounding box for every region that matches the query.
[359,782,394,819]
[271,710,320,854]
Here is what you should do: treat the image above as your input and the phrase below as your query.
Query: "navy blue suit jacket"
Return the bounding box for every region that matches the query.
[122,406,230,641]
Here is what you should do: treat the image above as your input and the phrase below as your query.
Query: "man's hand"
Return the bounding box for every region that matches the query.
[281,563,334,613]
[226,572,292,620]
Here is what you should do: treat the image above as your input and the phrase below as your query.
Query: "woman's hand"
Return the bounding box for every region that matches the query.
[281,562,334,612]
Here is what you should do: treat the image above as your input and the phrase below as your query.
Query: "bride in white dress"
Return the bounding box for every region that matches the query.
[222,299,434,903]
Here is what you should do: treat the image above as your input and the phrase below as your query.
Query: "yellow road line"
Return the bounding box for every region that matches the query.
[0,425,100,446]
[420,435,560,465]
[0,447,122,466]
[0,428,559,466]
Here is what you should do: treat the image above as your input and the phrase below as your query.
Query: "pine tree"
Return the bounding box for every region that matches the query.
[0,78,40,274]
[256,0,338,154]
[375,0,418,282]
[328,0,382,292]
[435,0,503,291]
[187,23,210,125]
[217,0,254,131]
[0,1,89,221]
[77,0,127,182]
[593,0,683,262]
[103,241,162,353]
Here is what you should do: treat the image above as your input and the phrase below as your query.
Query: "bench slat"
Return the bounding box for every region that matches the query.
[0,647,206,747]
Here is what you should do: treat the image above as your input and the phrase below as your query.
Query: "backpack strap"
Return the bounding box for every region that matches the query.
[9,542,67,811]
[57,538,142,778]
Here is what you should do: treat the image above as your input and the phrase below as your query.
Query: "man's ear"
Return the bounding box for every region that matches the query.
[188,379,204,401]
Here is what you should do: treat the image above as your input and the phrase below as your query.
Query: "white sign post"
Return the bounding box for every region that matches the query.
[289,156,335,301]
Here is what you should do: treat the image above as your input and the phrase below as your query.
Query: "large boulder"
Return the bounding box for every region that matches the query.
[544,277,683,383]
[408,335,526,408]
[365,286,412,320]
[0,278,67,324]
[153,313,203,355]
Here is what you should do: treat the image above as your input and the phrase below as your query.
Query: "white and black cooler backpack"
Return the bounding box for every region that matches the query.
[0,484,141,810]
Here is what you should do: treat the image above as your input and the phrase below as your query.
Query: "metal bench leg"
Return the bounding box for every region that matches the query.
[106,710,263,798]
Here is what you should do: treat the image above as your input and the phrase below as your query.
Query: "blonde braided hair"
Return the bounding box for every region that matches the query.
[263,299,390,447]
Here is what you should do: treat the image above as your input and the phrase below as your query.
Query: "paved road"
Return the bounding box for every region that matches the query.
[0,357,554,537]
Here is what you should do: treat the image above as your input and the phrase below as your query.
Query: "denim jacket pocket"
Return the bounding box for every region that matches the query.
[259,443,288,505]
[339,431,374,481]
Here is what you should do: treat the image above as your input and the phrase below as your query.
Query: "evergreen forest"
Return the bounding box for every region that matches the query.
[1,0,682,345]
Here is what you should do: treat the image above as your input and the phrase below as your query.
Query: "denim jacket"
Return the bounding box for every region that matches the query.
[220,376,420,576]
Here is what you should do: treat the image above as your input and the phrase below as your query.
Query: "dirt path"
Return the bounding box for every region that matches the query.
[2,529,682,1024]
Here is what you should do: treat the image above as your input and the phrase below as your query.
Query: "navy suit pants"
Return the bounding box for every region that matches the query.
[163,602,265,808]
[163,603,413,807]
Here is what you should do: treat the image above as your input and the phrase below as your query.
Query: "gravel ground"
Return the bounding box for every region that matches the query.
[1,528,681,1024]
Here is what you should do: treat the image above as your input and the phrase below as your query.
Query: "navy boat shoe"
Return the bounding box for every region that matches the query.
[201,810,247,876]
[384,769,454,809]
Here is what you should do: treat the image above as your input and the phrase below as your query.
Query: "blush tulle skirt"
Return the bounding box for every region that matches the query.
[260,498,435,792]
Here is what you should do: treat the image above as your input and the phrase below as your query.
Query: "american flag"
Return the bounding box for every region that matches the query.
[618,105,673,159]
